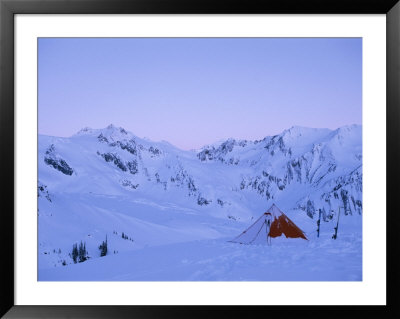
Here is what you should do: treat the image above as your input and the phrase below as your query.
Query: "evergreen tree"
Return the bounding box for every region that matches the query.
[78,241,88,262]
[99,235,108,257]
[72,243,78,263]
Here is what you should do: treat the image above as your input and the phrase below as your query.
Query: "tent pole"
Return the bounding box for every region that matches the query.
[265,218,271,246]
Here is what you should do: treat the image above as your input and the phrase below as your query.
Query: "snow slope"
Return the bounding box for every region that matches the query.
[38,124,362,280]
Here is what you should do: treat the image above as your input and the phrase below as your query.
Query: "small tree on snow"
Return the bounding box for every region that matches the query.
[71,243,78,263]
[99,235,108,257]
[78,241,88,262]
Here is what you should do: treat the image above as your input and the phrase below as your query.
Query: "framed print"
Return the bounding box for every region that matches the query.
[1,0,399,318]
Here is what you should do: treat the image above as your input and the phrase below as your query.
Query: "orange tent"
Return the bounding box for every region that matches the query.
[230,204,307,244]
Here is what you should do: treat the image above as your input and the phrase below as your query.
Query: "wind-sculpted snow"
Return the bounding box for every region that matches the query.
[38,124,362,280]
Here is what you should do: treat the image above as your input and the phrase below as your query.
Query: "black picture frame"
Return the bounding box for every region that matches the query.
[1,0,399,318]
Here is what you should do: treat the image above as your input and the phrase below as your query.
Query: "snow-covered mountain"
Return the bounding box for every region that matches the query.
[38,124,362,279]
[196,125,362,219]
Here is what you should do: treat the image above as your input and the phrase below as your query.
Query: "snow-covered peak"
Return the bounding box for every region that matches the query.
[279,126,332,145]
[72,124,132,142]
[103,124,128,135]
[337,123,361,131]
[330,124,361,139]
[323,124,362,150]
[101,124,130,141]
[285,125,318,134]
[75,127,94,135]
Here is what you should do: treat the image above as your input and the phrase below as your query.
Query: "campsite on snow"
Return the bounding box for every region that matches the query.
[38,124,362,281]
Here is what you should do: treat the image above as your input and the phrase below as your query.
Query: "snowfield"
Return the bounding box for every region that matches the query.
[40,232,361,281]
[38,124,362,281]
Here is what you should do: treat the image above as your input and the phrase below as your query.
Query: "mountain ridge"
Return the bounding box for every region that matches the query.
[38,124,362,270]
[39,123,362,218]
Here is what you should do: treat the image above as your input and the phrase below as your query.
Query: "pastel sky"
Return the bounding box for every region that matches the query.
[38,38,362,150]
